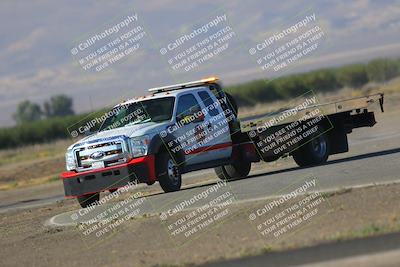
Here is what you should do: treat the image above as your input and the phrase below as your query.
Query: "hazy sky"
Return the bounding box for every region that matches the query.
[0,0,399,126]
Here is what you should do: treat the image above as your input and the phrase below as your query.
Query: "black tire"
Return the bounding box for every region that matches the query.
[225,92,238,115]
[157,153,182,192]
[214,160,251,181]
[77,193,100,208]
[292,126,330,167]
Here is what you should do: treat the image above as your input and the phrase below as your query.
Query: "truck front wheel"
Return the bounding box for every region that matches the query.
[214,160,251,181]
[157,153,182,192]
[292,126,330,167]
[77,193,100,208]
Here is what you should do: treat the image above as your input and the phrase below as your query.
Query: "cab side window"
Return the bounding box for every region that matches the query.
[198,91,219,117]
[176,94,201,120]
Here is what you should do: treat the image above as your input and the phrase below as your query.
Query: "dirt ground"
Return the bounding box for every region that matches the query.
[0,140,69,189]
[0,183,399,267]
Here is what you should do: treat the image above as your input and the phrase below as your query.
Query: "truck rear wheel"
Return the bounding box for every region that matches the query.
[77,193,100,208]
[292,126,330,167]
[157,153,182,192]
[214,160,251,181]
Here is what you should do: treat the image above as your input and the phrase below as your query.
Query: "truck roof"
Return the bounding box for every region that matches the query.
[114,77,219,108]
[115,86,207,108]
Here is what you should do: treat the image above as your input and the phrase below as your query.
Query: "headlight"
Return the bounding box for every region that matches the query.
[129,135,150,158]
[65,150,76,171]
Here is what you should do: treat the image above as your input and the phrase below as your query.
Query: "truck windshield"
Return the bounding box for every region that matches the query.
[99,97,175,131]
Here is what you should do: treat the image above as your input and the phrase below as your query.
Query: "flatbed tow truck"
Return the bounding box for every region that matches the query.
[61,77,384,208]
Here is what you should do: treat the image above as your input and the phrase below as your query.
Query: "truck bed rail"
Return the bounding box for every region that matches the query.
[240,93,384,132]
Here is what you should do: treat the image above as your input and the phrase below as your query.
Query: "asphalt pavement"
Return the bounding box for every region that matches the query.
[2,110,400,222]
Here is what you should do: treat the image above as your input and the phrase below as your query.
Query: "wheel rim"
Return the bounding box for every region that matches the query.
[311,135,327,158]
[167,159,180,184]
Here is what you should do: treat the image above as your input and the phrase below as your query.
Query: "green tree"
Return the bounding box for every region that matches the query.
[366,59,400,82]
[336,64,368,88]
[43,95,75,118]
[13,100,42,124]
[303,69,339,92]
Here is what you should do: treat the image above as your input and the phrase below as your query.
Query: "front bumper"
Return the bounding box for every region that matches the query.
[61,155,156,198]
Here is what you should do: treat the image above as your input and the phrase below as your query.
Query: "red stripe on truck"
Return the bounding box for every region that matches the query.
[184,142,232,155]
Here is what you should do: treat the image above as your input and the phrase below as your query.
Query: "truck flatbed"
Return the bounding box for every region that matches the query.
[240,93,384,132]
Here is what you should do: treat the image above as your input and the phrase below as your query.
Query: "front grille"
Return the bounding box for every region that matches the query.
[79,148,122,161]
[73,137,130,172]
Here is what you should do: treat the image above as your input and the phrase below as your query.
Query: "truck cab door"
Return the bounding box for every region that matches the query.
[171,93,212,166]
[195,90,232,162]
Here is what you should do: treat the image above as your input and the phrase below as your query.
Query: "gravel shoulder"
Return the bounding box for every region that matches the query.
[1,182,399,267]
